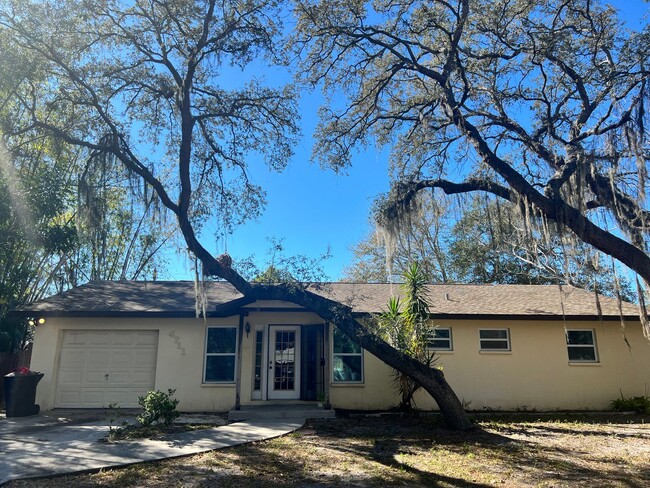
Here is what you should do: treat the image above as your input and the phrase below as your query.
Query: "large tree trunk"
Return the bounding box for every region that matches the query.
[250,284,474,431]
[332,310,473,431]
[112,77,472,429]
[114,55,473,431]
[127,102,474,430]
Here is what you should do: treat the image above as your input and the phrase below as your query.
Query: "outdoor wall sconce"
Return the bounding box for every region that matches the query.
[245,322,251,338]
[28,318,46,327]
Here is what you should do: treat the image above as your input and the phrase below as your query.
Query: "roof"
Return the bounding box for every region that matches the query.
[13,280,640,320]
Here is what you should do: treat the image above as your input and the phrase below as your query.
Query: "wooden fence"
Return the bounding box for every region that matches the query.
[0,344,33,408]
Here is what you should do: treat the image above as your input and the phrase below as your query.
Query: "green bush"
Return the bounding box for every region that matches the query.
[610,395,650,414]
[137,389,180,427]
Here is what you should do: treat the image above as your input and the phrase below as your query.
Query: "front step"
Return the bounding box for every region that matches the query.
[228,404,336,421]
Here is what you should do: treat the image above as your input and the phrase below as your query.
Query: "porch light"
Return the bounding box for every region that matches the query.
[28,318,46,327]
[245,322,251,337]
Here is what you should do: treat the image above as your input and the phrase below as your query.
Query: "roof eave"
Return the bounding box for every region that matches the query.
[9,310,208,319]
[10,309,639,322]
[352,312,638,322]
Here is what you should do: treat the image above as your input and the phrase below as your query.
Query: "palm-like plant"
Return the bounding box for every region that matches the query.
[378,263,437,411]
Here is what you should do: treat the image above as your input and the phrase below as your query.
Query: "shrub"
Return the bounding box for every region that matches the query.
[610,394,650,414]
[137,389,180,427]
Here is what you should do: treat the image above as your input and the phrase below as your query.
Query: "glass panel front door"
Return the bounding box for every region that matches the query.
[268,326,301,399]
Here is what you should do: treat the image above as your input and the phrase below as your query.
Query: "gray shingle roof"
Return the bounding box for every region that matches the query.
[14,280,639,319]
[326,282,638,317]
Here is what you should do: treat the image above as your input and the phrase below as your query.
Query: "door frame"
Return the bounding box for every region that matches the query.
[267,325,301,400]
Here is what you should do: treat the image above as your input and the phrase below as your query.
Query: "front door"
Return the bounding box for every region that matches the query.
[267,325,301,400]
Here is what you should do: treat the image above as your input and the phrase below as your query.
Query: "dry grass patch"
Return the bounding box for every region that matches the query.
[102,423,220,442]
[7,413,650,487]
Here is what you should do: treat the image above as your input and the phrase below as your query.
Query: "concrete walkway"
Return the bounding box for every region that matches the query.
[229,403,336,421]
[0,411,304,485]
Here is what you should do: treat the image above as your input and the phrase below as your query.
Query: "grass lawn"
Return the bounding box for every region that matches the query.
[7,413,650,487]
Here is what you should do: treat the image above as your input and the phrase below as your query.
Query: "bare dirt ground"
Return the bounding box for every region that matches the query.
[7,413,650,487]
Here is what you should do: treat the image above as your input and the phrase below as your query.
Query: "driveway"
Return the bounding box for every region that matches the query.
[0,410,303,485]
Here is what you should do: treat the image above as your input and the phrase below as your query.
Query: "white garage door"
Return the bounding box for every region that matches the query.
[55,330,159,408]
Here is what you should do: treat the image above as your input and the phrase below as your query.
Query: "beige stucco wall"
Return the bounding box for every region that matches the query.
[333,319,650,411]
[439,319,650,411]
[31,312,650,412]
[31,316,239,412]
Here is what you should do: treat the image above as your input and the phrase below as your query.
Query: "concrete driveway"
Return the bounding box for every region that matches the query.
[0,410,303,485]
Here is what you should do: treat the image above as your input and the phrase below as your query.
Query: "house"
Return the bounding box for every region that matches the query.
[13,281,650,412]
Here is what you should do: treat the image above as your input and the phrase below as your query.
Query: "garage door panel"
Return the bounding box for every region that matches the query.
[59,350,85,368]
[56,390,81,406]
[89,332,113,346]
[58,370,83,385]
[64,331,88,346]
[113,350,134,364]
[56,330,158,408]
[106,372,131,385]
[79,390,104,407]
[85,371,108,385]
[62,349,111,367]
[92,351,111,366]
[134,350,157,366]
[114,333,136,346]
[104,390,130,406]
[136,333,158,346]
[132,371,156,385]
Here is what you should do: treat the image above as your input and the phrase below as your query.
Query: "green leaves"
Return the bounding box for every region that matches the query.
[377,262,437,410]
[137,389,180,427]
[0,0,300,250]
[297,0,650,292]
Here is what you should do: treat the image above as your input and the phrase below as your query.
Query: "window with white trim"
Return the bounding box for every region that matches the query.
[332,327,363,383]
[479,328,510,351]
[204,326,237,382]
[427,327,453,351]
[566,329,598,362]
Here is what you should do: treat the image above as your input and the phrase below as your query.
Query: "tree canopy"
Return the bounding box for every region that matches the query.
[0,111,171,351]
[0,0,299,288]
[0,1,178,350]
[0,137,77,351]
[346,193,633,302]
[295,0,650,309]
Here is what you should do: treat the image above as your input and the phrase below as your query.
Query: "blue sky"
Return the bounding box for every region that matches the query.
[182,87,391,281]
[170,0,648,282]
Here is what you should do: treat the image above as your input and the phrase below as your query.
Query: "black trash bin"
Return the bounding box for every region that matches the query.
[3,371,44,417]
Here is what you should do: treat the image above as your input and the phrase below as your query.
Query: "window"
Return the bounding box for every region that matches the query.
[566,329,598,362]
[253,330,263,391]
[427,327,453,351]
[479,329,510,351]
[204,327,237,382]
[332,327,363,382]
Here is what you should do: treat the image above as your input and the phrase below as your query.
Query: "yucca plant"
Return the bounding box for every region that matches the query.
[378,263,437,411]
